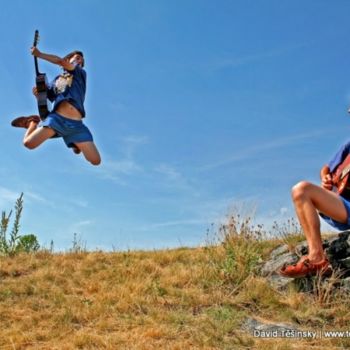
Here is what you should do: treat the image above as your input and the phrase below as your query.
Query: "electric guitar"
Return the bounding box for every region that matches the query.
[33,30,49,120]
[332,154,350,194]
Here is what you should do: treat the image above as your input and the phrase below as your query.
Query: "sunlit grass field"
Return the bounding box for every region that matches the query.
[0,215,349,349]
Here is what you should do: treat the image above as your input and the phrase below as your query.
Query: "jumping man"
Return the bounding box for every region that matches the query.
[11,47,101,166]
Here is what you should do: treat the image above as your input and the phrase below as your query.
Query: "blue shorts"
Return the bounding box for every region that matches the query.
[40,112,93,148]
[320,196,350,230]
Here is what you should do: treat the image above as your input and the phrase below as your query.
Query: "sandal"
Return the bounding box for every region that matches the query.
[278,255,332,278]
[11,115,40,128]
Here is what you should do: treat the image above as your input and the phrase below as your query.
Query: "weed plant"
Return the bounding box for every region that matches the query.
[205,212,266,289]
[0,193,40,256]
[271,217,304,252]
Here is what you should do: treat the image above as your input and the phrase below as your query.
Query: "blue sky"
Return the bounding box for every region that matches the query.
[1,0,350,250]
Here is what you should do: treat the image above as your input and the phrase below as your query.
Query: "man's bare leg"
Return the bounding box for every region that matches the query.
[74,141,101,166]
[291,181,348,262]
[23,121,56,149]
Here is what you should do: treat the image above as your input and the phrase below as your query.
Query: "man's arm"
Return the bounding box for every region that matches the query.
[31,47,75,71]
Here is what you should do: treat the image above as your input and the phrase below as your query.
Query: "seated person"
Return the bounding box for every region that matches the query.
[279,140,350,278]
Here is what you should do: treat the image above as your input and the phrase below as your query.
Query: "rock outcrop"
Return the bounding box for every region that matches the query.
[260,230,350,291]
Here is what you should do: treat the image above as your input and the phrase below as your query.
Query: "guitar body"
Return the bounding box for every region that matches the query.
[35,73,49,119]
[332,154,350,195]
[33,30,49,120]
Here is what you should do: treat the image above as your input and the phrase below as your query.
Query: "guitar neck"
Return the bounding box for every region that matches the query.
[33,30,41,76]
[34,56,40,76]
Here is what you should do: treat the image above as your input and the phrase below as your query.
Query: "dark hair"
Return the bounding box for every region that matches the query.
[64,50,85,67]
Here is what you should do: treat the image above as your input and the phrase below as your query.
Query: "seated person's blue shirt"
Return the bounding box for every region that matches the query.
[328,140,350,172]
[47,64,86,117]
[320,140,350,230]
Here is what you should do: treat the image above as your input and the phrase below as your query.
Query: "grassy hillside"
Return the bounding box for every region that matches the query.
[0,225,349,349]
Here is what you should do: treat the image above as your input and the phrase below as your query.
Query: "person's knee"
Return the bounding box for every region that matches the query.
[23,139,37,150]
[291,181,311,202]
[89,155,101,166]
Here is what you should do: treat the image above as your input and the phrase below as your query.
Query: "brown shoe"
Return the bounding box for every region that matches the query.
[11,115,40,128]
[278,255,332,278]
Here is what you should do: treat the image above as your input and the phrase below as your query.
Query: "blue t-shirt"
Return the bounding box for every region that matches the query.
[320,140,350,230]
[328,140,350,172]
[47,64,86,117]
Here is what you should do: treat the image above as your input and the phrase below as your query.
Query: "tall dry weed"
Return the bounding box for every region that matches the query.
[271,217,304,252]
[207,212,265,287]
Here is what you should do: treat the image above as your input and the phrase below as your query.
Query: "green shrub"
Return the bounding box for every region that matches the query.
[219,215,264,285]
[17,234,40,253]
[0,193,40,256]
[205,213,265,287]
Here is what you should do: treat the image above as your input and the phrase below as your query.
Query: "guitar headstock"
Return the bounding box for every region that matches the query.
[33,30,40,47]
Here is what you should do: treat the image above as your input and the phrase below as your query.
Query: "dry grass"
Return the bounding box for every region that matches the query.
[0,249,243,349]
[1,232,350,349]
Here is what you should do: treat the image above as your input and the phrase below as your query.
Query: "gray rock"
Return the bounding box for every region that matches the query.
[295,241,308,255]
[326,231,350,261]
[269,244,289,260]
[339,257,350,269]
[340,277,350,291]
[266,274,294,290]
[260,230,350,290]
[260,252,298,277]
[242,317,301,336]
